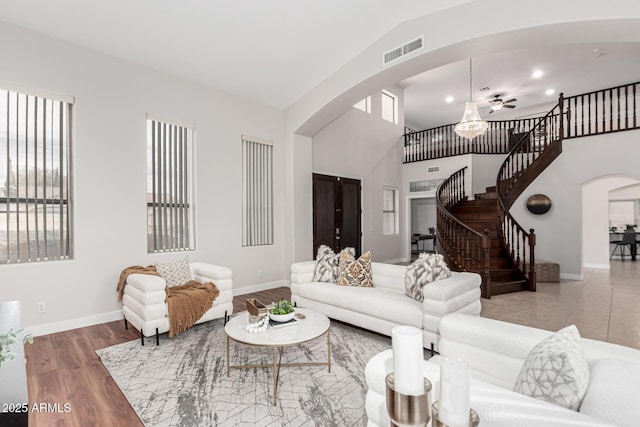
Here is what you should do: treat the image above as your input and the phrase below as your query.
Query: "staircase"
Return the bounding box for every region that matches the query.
[450,187,527,297]
[433,80,640,298]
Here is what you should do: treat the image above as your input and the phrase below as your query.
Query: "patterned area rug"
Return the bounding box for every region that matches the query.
[97,317,393,426]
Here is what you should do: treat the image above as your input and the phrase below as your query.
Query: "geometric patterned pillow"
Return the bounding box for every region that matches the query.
[513,325,590,411]
[154,256,192,287]
[336,250,373,287]
[312,245,355,283]
[405,252,451,301]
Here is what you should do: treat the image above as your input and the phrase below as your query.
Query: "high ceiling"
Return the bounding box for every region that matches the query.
[0,0,470,110]
[401,43,640,130]
[1,0,639,130]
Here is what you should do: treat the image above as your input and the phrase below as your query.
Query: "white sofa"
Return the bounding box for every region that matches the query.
[122,262,233,345]
[365,313,640,427]
[290,260,481,351]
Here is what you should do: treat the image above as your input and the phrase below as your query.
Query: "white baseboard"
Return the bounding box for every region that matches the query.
[232,280,290,296]
[28,280,291,337]
[29,310,124,337]
[583,263,610,270]
[560,272,583,281]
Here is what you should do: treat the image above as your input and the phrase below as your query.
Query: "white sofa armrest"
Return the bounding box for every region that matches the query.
[127,273,166,292]
[421,272,481,302]
[291,261,316,284]
[190,262,233,281]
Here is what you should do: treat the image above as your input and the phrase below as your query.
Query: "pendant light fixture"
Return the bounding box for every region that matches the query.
[454,58,488,140]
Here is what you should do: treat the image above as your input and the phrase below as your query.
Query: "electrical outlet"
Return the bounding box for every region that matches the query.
[37,301,46,313]
[258,269,263,278]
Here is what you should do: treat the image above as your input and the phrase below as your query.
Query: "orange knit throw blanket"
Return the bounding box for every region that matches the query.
[117,265,220,338]
[166,281,220,337]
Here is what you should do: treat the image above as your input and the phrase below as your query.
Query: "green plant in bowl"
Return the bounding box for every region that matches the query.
[268,299,296,322]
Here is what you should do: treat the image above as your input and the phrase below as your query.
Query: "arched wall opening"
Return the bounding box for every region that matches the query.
[582,176,640,269]
[284,2,640,263]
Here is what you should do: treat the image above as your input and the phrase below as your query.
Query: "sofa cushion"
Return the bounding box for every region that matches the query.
[154,256,192,287]
[294,282,422,328]
[337,251,373,287]
[513,325,590,411]
[312,245,354,282]
[579,358,640,427]
[405,253,451,301]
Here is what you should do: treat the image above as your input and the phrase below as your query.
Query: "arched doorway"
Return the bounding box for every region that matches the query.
[582,176,640,269]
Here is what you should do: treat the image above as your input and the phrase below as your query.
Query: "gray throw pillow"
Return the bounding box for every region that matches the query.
[312,245,355,282]
[513,325,590,411]
[405,253,451,301]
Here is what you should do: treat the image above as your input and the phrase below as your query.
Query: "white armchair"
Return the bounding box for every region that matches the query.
[122,262,233,345]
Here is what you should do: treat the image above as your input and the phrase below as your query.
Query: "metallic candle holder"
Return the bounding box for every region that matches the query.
[385,373,432,427]
[431,401,479,427]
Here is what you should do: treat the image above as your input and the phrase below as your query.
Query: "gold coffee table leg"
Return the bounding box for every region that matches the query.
[327,328,331,373]
[273,347,278,406]
[226,335,230,377]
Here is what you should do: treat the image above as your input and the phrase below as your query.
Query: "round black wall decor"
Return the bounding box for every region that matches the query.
[526,194,552,215]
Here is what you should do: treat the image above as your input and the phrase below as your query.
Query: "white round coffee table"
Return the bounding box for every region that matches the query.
[225,307,331,406]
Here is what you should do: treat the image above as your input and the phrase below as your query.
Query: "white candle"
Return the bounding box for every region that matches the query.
[391,325,424,396]
[439,357,470,427]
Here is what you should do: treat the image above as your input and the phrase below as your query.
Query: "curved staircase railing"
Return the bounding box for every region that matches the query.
[428,80,640,298]
[495,97,566,292]
[436,167,490,286]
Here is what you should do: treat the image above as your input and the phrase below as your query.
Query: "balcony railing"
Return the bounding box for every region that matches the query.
[404,80,640,164]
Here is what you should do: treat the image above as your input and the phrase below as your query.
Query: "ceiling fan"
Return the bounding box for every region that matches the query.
[488,94,517,113]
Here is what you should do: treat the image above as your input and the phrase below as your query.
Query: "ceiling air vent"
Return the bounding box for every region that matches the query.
[383,35,424,65]
[428,166,440,173]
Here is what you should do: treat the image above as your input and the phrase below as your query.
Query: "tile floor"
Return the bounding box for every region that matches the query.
[480,260,640,350]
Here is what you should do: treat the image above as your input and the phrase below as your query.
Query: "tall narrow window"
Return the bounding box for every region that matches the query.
[383,187,399,235]
[381,90,398,124]
[242,135,273,246]
[147,117,194,252]
[0,89,73,263]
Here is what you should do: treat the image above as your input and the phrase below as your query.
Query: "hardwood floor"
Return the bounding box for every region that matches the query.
[24,287,291,427]
[24,263,640,426]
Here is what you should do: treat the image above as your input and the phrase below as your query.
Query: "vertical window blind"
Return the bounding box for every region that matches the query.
[242,135,273,246]
[147,118,194,252]
[0,89,73,263]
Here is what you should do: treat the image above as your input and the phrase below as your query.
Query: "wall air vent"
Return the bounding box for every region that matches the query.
[383,35,424,65]
[428,166,440,173]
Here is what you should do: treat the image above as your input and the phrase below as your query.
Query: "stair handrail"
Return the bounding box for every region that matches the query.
[494,97,565,293]
[436,166,491,291]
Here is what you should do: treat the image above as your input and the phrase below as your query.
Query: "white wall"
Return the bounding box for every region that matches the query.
[311,86,404,262]
[284,2,640,265]
[510,131,640,278]
[582,177,639,269]
[0,23,287,333]
[610,184,640,200]
[471,154,507,196]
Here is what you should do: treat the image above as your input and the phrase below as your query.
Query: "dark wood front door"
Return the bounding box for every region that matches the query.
[312,173,361,257]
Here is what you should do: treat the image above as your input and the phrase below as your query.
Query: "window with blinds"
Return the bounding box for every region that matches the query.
[242,135,273,246]
[0,89,73,264]
[147,118,194,252]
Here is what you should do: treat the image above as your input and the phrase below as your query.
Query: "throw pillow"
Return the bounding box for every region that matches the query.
[312,245,355,282]
[155,256,192,287]
[513,325,590,411]
[337,251,373,287]
[405,253,452,302]
[579,358,640,427]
